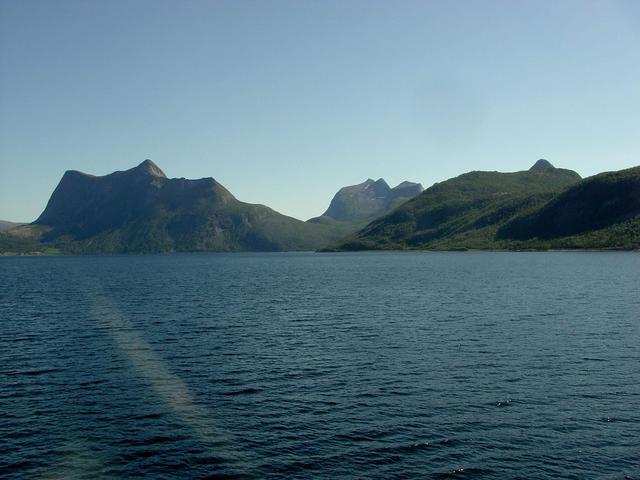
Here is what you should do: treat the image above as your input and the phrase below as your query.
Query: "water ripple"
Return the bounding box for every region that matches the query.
[1,252,639,479]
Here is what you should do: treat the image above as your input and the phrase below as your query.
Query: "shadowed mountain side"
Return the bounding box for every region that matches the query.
[18,160,349,253]
[497,166,640,243]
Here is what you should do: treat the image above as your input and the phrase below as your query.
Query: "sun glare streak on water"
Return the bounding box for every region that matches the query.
[84,284,253,472]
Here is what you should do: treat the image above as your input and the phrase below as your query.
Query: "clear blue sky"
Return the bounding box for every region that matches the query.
[1,0,639,222]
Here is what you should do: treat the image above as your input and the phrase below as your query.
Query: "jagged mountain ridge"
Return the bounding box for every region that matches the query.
[310,178,423,223]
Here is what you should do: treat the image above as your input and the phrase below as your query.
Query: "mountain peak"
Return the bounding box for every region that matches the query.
[317,176,422,222]
[134,159,166,178]
[530,159,555,171]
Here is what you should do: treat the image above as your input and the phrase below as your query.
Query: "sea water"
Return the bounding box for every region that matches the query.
[1,252,639,479]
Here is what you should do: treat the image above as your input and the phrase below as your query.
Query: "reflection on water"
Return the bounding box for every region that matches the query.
[87,286,250,469]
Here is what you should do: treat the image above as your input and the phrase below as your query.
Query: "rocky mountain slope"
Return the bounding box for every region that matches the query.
[6,160,347,253]
[308,178,423,225]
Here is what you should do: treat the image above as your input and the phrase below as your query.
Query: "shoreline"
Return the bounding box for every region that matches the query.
[2,247,638,257]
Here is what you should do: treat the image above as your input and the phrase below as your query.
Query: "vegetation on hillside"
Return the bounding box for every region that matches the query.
[2,161,638,254]
[498,166,640,241]
[329,167,590,251]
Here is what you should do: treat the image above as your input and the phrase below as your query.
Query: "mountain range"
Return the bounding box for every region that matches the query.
[25,160,345,253]
[1,159,638,254]
[329,160,640,251]
[0,160,421,254]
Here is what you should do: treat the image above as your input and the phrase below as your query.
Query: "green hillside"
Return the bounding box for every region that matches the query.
[497,166,640,249]
[329,162,595,251]
[330,162,640,251]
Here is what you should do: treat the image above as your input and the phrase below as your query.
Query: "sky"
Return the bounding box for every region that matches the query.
[1,0,639,222]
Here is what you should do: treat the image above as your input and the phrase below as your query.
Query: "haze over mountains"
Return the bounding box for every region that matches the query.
[1,159,638,254]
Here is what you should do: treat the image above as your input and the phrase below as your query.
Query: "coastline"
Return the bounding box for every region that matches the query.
[2,247,638,257]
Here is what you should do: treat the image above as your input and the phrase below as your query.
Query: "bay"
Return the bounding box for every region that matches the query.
[1,252,639,479]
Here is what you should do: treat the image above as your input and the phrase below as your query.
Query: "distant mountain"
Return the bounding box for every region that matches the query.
[326,160,630,251]
[529,158,555,171]
[309,178,423,224]
[0,220,24,231]
[3,159,636,255]
[2,160,347,254]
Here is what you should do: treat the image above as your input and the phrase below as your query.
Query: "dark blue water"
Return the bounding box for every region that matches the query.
[1,252,639,479]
